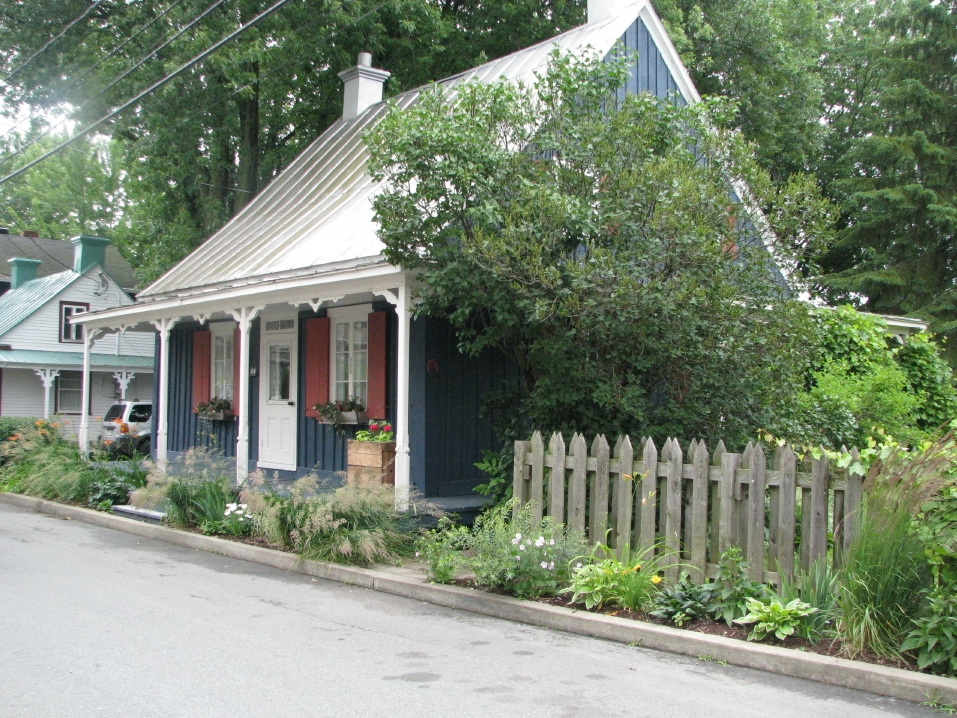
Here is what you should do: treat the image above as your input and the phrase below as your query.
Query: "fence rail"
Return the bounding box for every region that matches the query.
[513,432,864,585]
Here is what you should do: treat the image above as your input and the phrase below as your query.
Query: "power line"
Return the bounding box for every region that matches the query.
[0,0,190,145]
[0,0,227,168]
[2,0,107,84]
[0,0,301,186]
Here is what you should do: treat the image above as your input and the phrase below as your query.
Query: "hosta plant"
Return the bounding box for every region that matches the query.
[563,542,669,612]
[650,575,717,627]
[734,597,817,642]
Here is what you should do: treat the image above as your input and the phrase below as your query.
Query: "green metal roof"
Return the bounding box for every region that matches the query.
[0,270,80,337]
[0,349,154,369]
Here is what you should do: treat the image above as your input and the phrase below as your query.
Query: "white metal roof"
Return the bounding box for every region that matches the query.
[142,0,696,301]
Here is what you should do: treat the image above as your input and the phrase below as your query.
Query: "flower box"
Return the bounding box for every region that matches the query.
[198,410,233,421]
[347,439,396,486]
[318,411,367,425]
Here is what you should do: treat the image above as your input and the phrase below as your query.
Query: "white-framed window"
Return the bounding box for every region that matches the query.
[59,302,89,343]
[210,323,234,401]
[56,371,83,413]
[327,304,370,406]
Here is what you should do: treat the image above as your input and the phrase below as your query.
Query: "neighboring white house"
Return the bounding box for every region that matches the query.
[0,235,153,428]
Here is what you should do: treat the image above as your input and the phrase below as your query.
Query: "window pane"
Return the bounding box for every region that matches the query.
[268,345,290,401]
[58,371,82,413]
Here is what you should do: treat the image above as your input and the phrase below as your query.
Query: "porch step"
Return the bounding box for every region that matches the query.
[429,494,492,525]
[111,505,166,524]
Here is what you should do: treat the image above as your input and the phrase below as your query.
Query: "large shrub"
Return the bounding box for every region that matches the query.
[0,420,97,503]
[367,50,830,448]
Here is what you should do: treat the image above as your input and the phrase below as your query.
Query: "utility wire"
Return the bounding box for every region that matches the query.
[0,0,285,184]
[0,0,190,145]
[1,0,107,84]
[0,0,227,168]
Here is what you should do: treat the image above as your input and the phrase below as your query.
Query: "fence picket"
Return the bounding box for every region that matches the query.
[776,445,797,580]
[590,435,611,544]
[512,440,529,518]
[719,451,740,554]
[548,432,566,522]
[568,433,588,535]
[613,436,634,553]
[747,444,767,582]
[664,438,683,582]
[636,438,658,556]
[529,431,545,524]
[709,441,727,565]
[809,452,829,567]
[842,447,864,558]
[689,439,709,583]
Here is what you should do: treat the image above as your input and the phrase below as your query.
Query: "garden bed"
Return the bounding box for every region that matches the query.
[449,577,914,671]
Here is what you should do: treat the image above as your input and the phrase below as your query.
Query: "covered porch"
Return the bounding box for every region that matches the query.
[74,262,417,507]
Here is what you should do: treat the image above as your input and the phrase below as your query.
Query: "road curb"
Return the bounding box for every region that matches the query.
[4,490,956,706]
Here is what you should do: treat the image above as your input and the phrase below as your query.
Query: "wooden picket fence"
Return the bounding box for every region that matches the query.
[512,432,865,585]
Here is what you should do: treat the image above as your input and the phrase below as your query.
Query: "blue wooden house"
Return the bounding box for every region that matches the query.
[76,0,702,510]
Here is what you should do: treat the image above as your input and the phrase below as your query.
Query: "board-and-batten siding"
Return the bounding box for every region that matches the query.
[166,321,240,458]
[618,16,685,103]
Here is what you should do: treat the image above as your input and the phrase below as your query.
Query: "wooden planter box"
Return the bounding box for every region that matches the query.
[198,410,233,421]
[318,411,368,426]
[346,440,396,487]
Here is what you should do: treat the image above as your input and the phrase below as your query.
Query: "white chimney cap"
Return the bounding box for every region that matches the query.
[358,52,372,67]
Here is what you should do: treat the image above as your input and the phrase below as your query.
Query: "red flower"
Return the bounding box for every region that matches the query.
[383,424,393,432]
[369,423,379,431]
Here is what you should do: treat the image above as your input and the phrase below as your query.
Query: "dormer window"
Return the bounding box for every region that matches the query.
[60,302,89,343]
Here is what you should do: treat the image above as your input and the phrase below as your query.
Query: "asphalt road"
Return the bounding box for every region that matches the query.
[0,502,938,718]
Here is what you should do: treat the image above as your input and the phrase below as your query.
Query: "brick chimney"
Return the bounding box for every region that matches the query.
[8,257,41,289]
[337,53,391,121]
[71,235,111,274]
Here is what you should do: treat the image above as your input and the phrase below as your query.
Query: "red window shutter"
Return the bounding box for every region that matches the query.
[232,326,241,410]
[304,317,330,418]
[367,311,387,419]
[192,329,211,412]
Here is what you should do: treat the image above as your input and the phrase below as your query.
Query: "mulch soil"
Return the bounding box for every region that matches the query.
[449,578,914,671]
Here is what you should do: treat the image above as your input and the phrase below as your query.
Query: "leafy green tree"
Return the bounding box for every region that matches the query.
[815,0,957,356]
[0,131,123,239]
[367,51,829,445]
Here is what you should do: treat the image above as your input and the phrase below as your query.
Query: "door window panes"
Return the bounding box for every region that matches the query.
[268,344,291,401]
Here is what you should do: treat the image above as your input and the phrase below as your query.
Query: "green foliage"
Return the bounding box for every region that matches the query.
[264,478,425,566]
[710,546,768,626]
[902,593,957,675]
[734,597,817,641]
[416,517,470,583]
[897,335,957,430]
[463,500,585,599]
[774,560,839,642]
[87,477,137,511]
[562,543,669,612]
[0,417,38,445]
[0,420,97,502]
[649,574,717,626]
[368,50,824,447]
[165,476,235,528]
[473,447,513,507]
[838,471,930,657]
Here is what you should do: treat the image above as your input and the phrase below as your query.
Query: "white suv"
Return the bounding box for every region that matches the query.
[99,401,152,457]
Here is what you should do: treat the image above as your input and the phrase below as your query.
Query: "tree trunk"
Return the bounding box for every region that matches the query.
[234,59,260,213]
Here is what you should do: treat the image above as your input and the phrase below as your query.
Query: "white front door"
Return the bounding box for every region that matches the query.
[258,317,298,470]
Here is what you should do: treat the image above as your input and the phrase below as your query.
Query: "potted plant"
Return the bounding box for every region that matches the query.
[195,397,233,421]
[313,397,367,428]
[347,419,396,486]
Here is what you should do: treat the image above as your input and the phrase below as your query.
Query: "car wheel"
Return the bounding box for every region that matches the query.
[136,436,151,457]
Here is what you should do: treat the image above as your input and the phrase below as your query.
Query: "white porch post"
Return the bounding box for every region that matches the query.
[150,318,177,470]
[112,370,135,401]
[35,368,59,419]
[228,306,263,485]
[395,284,411,511]
[77,327,96,455]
